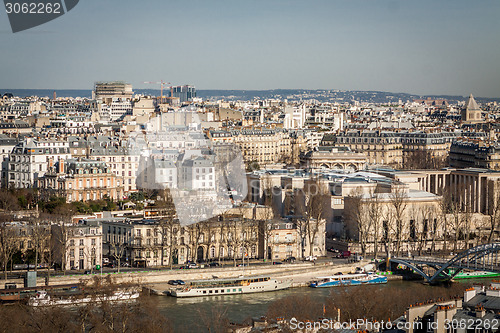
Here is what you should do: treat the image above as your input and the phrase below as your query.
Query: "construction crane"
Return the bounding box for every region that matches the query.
[143,80,172,102]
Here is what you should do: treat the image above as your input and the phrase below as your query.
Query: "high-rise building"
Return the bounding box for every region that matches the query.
[171,85,196,103]
[93,81,133,104]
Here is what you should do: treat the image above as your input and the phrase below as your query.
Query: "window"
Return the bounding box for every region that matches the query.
[79,239,84,246]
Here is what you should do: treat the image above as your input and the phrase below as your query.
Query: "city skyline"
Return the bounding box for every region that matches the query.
[1,0,499,97]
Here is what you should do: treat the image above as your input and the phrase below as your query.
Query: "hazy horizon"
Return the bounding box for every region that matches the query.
[1,0,499,97]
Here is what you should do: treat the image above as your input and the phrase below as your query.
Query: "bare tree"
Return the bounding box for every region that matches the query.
[217,213,228,266]
[157,189,178,268]
[429,207,442,255]
[227,217,243,266]
[487,179,500,243]
[259,178,278,261]
[389,184,408,257]
[30,221,50,273]
[344,187,370,256]
[109,240,127,272]
[0,215,18,280]
[367,187,383,259]
[295,180,329,257]
[438,188,454,253]
[188,222,203,263]
[50,220,73,275]
[417,205,435,256]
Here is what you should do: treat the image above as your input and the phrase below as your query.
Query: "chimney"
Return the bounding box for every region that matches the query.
[59,159,65,174]
[475,305,485,318]
[464,288,477,302]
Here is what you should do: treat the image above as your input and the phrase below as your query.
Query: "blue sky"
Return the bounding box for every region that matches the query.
[1,0,499,97]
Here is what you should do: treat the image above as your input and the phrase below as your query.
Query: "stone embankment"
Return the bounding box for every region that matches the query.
[3,260,401,293]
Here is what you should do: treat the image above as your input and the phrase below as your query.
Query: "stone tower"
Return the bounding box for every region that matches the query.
[461,94,482,124]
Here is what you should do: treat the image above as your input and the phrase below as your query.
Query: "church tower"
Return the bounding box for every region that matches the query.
[461,94,482,124]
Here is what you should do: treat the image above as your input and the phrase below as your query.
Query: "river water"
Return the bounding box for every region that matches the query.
[153,279,486,331]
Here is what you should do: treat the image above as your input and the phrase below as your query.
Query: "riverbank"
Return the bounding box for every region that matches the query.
[2,260,387,291]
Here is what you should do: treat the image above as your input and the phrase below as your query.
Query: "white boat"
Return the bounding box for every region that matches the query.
[310,273,388,288]
[28,290,140,306]
[170,276,291,298]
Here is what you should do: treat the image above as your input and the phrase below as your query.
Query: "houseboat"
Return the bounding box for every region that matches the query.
[170,276,291,298]
[310,273,387,288]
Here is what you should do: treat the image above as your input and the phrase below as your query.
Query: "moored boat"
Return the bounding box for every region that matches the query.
[28,290,139,306]
[453,271,500,280]
[170,276,291,297]
[309,273,387,288]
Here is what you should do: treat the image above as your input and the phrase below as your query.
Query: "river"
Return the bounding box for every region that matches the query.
[153,278,487,332]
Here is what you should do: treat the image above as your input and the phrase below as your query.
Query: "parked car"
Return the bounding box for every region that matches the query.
[284,256,296,263]
[336,251,351,259]
[209,262,220,268]
[168,280,179,285]
[272,261,283,265]
[120,262,130,267]
[175,280,185,285]
[352,254,363,262]
[304,256,317,261]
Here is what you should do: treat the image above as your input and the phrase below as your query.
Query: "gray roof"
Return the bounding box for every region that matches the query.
[464,294,500,311]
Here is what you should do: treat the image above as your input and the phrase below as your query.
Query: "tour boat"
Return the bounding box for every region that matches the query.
[309,273,388,288]
[453,271,500,280]
[170,276,291,298]
[28,290,139,306]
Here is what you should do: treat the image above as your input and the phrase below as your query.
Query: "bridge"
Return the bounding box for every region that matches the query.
[389,243,500,283]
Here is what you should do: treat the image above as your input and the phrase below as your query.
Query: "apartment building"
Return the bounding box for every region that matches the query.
[38,158,124,202]
[328,130,462,167]
[51,223,103,271]
[266,219,326,260]
[8,138,71,188]
[208,129,292,166]
[91,146,139,193]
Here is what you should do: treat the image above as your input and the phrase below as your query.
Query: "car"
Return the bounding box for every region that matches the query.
[272,261,283,265]
[284,256,296,263]
[304,256,317,261]
[352,254,363,262]
[175,280,185,285]
[168,280,179,285]
[188,263,198,269]
[120,262,130,267]
[209,262,220,268]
